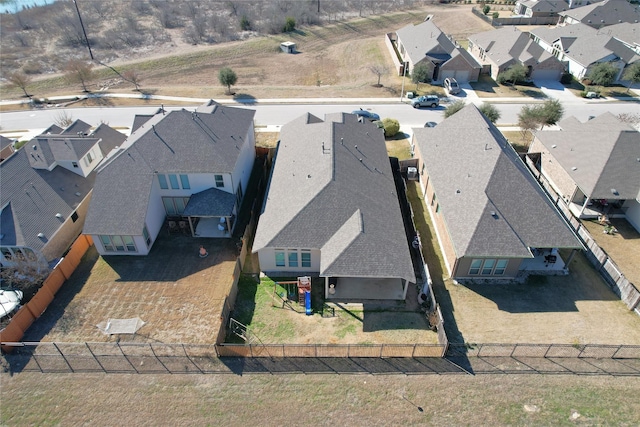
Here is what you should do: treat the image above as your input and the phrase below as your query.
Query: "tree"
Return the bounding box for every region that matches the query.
[587,62,618,86]
[517,105,539,143]
[411,63,431,90]
[381,118,400,138]
[444,100,466,118]
[240,15,251,31]
[122,69,142,91]
[218,67,238,94]
[537,99,564,129]
[283,16,296,32]
[483,5,491,14]
[622,62,640,93]
[64,59,94,92]
[478,102,501,123]
[54,110,74,128]
[7,71,32,97]
[499,64,527,86]
[368,63,389,87]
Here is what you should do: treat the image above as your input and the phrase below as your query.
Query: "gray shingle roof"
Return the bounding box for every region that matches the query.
[182,187,236,216]
[413,104,581,259]
[530,22,640,67]
[83,102,255,236]
[535,113,640,199]
[470,27,561,68]
[397,20,480,70]
[253,112,415,283]
[0,149,94,254]
[520,0,570,13]
[558,0,640,26]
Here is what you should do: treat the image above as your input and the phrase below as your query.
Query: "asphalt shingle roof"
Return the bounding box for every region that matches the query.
[535,113,640,200]
[253,112,415,283]
[558,0,640,26]
[470,27,561,68]
[413,105,581,259]
[83,102,255,236]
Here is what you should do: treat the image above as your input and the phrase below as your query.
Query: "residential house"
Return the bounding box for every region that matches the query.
[411,104,582,281]
[388,19,481,83]
[1,121,126,270]
[528,113,640,232]
[530,22,640,81]
[252,112,416,300]
[513,0,570,18]
[84,100,256,256]
[1,136,14,162]
[468,27,566,81]
[557,0,640,28]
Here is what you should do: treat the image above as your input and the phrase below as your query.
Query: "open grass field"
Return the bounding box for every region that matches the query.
[2,372,640,426]
[405,181,640,346]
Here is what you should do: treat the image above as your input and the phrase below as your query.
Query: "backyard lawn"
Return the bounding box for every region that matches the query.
[228,275,438,345]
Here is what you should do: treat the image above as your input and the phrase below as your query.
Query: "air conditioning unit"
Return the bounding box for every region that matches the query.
[407,167,418,180]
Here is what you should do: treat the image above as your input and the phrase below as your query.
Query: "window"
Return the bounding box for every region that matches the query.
[71,212,79,222]
[215,174,224,188]
[288,250,298,267]
[180,174,190,189]
[162,197,190,215]
[275,250,285,267]
[494,259,508,275]
[301,250,311,268]
[87,150,94,163]
[158,174,168,189]
[169,174,179,189]
[431,193,437,206]
[99,235,138,253]
[469,259,482,275]
[435,203,440,213]
[481,259,496,275]
[143,226,152,247]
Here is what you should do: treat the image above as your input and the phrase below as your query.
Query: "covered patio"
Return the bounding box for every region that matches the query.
[181,187,237,238]
[519,248,574,275]
[323,277,408,301]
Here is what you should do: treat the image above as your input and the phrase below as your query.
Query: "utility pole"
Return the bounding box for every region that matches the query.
[73,0,93,60]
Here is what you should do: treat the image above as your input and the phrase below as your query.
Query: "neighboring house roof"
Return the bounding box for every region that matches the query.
[131,108,163,133]
[535,113,640,200]
[414,105,581,259]
[558,0,640,26]
[1,135,13,151]
[530,22,640,67]
[84,101,255,236]
[253,112,415,283]
[605,22,640,52]
[520,0,570,14]
[0,149,94,252]
[397,20,481,70]
[469,27,563,69]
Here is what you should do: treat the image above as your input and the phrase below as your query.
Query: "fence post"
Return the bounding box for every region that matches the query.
[118,342,140,373]
[52,342,74,373]
[85,342,107,374]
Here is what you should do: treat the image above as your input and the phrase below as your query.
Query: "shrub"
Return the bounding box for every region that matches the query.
[382,118,400,137]
[492,11,499,18]
[560,72,573,85]
[483,5,491,14]
[283,17,296,32]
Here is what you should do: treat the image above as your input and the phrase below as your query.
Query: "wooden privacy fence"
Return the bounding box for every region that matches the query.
[525,156,640,312]
[0,235,93,350]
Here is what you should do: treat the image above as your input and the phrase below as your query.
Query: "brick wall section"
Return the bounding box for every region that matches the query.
[530,138,579,203]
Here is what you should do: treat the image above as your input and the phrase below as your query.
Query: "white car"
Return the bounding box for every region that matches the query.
[443,77,460,95]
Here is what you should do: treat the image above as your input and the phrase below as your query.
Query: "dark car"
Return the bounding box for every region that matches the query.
[351,108,380,121]
[424,121,438,128]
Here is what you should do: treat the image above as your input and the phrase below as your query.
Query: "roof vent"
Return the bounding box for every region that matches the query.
[55,213,63,219]
[32,145,37,150]
[37,233,45,239]
[75,192,81,196]
[552,144,557,148]
[571,166,577,171]
[490,211,498,218]
[611,189,618,196]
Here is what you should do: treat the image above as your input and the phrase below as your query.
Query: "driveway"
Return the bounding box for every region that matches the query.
[534,79,580,103]
[23,234,239,344]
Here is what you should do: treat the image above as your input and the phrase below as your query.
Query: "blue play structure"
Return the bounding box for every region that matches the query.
[304,290,312,315]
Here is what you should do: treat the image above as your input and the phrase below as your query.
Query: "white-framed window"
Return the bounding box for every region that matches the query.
[180,174,190,189]
[469,259,509,276]
[301,250,311,268]
[481,259,495,275]
[215,174,224,188]
[275,249,285,267]
[169,174,180,189]
[469,259,482,275]
[143,226,152,247]
[288,250,298,267]
[158,174,168,189]
[494,259,508,275]
[162,197,190,215]
[99,235,137,252]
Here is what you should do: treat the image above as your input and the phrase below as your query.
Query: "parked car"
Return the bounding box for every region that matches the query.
[443,77,460,95]
[424,121,438,128]
[351,108,380,121]
[410,95,439,108]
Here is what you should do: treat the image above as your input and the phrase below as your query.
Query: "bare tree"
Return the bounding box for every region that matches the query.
[122,69,142,91]
[7,72,32,97]
[12,32,31,48]
[65,59,94,92]
[54,110,74,128]
[368,63,389,87]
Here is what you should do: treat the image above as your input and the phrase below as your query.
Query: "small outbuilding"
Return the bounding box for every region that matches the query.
[280,41,296,53]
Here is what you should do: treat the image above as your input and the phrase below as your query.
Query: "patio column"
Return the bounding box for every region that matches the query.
[324,277,329,299]
[401,279,409,300]
[580,197,590,216]
[226,217,231,236]
[565,248,578,267]
[187,217,195,236]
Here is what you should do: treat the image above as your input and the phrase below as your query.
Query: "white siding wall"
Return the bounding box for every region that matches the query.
[624,200,640,233]
[257,247,321,274]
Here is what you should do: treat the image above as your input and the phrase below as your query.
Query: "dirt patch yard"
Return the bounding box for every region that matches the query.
[23,234,239,344]
[406,181,640,346]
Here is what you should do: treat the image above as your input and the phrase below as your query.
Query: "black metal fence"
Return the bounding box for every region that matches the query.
[3,341,640,376]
